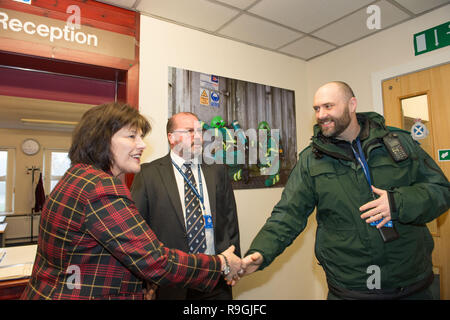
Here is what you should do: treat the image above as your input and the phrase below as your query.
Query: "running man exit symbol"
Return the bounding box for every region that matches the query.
[438,149,450,162]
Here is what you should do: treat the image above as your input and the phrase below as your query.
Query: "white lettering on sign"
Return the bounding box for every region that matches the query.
[0,11,98,47]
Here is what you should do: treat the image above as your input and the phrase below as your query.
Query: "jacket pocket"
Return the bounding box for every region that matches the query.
[310,161,346,177]
[310,161,355,230]
[369,155,412,188]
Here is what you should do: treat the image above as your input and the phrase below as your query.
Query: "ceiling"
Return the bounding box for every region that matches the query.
[0,95,92,132]
[98,0,449,61]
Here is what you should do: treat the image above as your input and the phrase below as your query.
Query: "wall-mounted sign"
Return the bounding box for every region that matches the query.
[0,10,98,46]
[210,91,220,107]
[410,120,429,140]
[200,88,209,106]
[0,8,134,60]
[414,21,449,56]
[200,73,219,91]
[438,149,450,162]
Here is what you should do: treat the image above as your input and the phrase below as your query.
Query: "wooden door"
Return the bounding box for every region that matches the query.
[382,63,450,299]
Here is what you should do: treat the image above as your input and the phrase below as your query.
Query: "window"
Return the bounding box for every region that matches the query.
[0,151,7,212]
[0,148,14,213]
[44,150,71,193]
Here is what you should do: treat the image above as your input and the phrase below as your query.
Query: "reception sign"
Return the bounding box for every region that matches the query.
[0,8,135,60]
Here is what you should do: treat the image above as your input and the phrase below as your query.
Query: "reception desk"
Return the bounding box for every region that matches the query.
[0,245,37,299]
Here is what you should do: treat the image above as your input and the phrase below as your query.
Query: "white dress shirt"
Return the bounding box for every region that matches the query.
[170,151,215,255]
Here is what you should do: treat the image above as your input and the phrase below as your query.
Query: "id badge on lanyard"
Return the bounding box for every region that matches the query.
[172,161,213,229]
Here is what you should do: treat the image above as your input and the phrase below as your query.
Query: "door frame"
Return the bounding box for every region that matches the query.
[371,49,450,115]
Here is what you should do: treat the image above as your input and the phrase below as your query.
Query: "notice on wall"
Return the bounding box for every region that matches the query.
[200,73,219,90]
[200,88,210,106]
[200,73,220,107]
[210,91,220,107]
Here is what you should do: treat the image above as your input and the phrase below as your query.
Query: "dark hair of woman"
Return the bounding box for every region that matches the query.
[69,102,151,172]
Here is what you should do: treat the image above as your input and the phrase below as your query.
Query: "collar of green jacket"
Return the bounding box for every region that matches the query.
[311,112,390,160]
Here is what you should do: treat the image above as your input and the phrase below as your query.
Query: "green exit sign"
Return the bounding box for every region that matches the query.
[438,149,450,162]
[414,21,450,56]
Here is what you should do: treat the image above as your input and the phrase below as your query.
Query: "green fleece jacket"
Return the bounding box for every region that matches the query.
[247,112,450,291]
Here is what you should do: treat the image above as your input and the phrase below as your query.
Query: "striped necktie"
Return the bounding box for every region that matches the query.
[183,163,206,253]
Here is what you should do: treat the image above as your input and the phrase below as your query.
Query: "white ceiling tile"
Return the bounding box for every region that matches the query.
[96,0,137,9]
[394,0,450,14]
[137,0,240,31]
[214,0,258,10]
[249,0,374,33]
[279,36,336,60]
[218,14,302,49]
[312,0,410,46]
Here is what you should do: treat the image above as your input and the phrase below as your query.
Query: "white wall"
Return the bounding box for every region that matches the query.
[139,15,326,299]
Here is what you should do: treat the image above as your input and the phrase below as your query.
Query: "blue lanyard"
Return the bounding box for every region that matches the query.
[172,160,205,210]
[351,138,393,228]
[351,137,373,189]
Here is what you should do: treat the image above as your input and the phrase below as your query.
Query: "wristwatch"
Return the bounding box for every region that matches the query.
[219,254,230,276]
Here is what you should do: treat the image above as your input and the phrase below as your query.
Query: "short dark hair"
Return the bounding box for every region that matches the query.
[69,102,151,172]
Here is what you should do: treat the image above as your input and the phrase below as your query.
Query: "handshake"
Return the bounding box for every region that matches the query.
[144,246,262,299]
[218,245,263,286]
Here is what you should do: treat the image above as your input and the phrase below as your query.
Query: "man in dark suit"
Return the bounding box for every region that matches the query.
[131,112,241,300]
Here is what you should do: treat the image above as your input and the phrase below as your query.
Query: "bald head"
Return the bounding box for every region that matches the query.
[313,81,359,141]
[166,112,198,134]
[316,81,355,102]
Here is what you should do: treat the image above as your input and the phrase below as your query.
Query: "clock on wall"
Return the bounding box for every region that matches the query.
[21,138,40,156]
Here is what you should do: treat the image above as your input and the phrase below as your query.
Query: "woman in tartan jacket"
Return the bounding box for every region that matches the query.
[21,102,240,300]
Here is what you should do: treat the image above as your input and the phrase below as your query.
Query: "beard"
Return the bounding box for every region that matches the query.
[318,107,351,138]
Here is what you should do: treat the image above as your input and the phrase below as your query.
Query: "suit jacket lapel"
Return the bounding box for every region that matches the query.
[201,164,217,228]
[158,154,186,231]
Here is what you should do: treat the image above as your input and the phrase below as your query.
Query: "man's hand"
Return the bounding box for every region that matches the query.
[219,245,242,286]
[240,252,263,276]
[360,185,391,228]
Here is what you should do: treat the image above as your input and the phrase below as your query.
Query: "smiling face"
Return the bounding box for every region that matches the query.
[313,82,358,141]
[110,126,146,177]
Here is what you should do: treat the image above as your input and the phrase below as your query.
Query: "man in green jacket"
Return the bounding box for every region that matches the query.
[241,81,450,299]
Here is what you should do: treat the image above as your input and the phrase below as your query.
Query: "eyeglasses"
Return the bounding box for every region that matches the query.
[171,129,203,135]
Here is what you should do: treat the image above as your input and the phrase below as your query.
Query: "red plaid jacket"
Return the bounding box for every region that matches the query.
[20,164,221,300]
